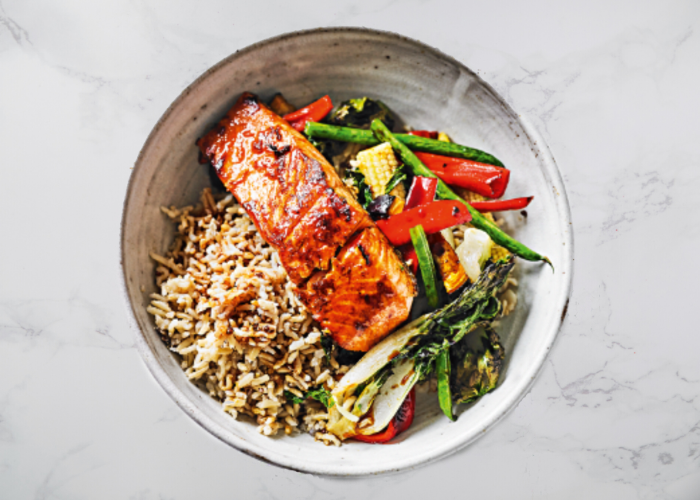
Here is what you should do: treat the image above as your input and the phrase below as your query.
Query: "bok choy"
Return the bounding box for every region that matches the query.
[327,257,514,440]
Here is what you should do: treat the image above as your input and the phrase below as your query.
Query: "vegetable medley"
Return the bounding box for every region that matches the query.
[267,92,546,442]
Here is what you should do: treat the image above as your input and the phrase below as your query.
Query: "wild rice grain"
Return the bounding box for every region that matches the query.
[147,189,351,440]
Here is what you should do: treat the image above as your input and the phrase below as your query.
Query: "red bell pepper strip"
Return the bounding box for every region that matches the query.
[414,152,510,199]
[407,130,438,139]
[469,196,534,213]
[400,176,438,274]
[353,389,415,444]
[376,200,472,246]
[405,176,438,210]
[283,95,333,132]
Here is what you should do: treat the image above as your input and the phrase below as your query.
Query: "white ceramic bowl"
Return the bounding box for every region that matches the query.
[120,27,573,476]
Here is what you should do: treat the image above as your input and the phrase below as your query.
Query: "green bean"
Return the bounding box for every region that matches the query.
[410,225,440,310]
[370,119,552,267]
[304,122,504,167]
[436,350,455,421]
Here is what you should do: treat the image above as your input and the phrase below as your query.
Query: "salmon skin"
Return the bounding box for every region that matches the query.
[198,92,416,351]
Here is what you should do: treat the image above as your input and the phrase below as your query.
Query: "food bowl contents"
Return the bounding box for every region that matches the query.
[147,91,541,445]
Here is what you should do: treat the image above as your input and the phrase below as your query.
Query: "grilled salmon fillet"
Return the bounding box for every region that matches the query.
[297,227,415,352]
[198,92,416,351]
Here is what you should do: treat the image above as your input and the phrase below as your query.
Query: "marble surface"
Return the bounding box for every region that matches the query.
[1,0,698,498]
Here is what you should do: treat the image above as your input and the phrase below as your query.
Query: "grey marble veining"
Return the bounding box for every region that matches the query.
[1,0,698,498]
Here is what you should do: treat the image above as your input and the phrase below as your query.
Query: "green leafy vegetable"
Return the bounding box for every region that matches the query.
[284,386,335,408]
[283,391,306,405]
[385,163,407,195]
[450,326,504,405]
[332,97,395,130]
[345,169,374,209]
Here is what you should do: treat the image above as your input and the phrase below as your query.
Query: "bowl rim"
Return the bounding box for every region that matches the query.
[119,26,574,476]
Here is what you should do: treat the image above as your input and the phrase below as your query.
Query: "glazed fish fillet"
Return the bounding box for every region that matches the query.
[198,92,416,351]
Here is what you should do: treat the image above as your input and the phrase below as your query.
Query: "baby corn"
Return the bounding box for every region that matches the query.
[350,142,405,214]
[351,142,400,198]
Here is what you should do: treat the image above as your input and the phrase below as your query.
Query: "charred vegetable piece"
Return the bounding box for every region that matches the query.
[369,119,551,267]
[450,326,504,405]
[410,225,440,310]
[332,97,395,130]
[469,196,534,213]
[414,152,510,199]
[367,194,396,220]
[376,200,472,246]
[353,388,416,444]
[283,95,333,131]
[436,350,455,421]
[429,233,469,294]
[405,176,438,210]
[269,93,296,116]
[305,122,504,167]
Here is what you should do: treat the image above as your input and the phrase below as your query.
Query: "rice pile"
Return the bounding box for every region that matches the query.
[147,189,518,445]
[147,188,348,445]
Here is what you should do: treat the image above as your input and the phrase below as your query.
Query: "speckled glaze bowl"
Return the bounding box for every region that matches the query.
[120,28,573,476]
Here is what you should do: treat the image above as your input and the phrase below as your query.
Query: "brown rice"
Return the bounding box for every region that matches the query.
[148,188,348,445]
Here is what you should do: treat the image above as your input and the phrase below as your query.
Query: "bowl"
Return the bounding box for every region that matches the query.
[120,27,573,476]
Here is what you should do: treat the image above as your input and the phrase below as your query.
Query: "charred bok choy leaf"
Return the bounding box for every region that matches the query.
[332,97,395,130]
[310,97,396,173]
[326,257,514,440]
[449,326,504,405]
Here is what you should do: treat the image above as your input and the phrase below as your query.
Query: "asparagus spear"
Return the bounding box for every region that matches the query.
[370,119,552,267]
[304,122,504,167]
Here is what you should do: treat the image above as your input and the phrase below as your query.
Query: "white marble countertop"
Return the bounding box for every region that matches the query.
[2,1,698,498]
